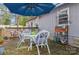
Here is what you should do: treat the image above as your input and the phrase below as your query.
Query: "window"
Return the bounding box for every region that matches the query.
[57,8,69,25]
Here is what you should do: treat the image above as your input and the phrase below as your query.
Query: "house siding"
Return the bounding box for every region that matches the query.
[51,3,79,37]
[52,3,79,46]
[26,4,79,45]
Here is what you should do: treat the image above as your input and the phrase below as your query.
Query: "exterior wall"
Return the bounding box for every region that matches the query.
[26,3,79,43]
[68,4,79,37]
[52,3,79,37]
[51,3,79,46]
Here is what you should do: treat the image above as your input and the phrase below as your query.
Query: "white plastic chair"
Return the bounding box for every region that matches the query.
[28,30,50,55]
[17,29,31,48]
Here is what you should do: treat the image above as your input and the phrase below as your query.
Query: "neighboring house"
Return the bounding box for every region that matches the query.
[26,3,79,47]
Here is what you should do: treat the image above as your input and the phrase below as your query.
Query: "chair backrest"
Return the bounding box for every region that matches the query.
[18,29,31,39]
[34,30,50,45]
[22,29,31,34]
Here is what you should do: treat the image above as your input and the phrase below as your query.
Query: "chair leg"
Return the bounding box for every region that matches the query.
[44,45,47,48]
[30,40,33,50]
[28,44,32,51]
[41,45,43,48]
[46,44,50,54]
[17,39,24,48]
[28,40,33,51]
[36,45,40,55]
[17,41,22,48]
[28,47,30,51]
[22,39,25,42]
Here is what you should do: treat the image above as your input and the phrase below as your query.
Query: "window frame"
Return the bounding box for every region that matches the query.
[57,7,70,26]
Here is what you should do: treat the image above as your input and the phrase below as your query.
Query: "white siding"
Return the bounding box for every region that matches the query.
[51,3,79,46]
[36,14,55,39]
[26,3,79,42]
[52,3,79,37]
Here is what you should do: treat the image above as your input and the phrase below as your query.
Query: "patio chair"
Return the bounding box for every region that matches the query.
[28,30,50,55]
[17,29,31,48]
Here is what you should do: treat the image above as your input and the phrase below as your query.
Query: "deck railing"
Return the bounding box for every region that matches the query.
[0,27,39,38]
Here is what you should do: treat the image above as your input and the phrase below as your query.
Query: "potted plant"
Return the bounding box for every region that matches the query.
[0,36,4,45]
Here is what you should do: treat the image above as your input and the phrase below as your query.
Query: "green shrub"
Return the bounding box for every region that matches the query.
[0,36,4,44]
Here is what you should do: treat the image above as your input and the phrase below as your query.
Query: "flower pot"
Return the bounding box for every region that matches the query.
[0,40,4,44]
[0,36,4,45]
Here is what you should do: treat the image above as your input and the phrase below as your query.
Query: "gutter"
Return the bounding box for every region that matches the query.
[55,3,65,8]
[49,3,65,12]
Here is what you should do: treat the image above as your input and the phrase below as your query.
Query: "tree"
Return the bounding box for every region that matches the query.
[18,16,36,26]
[0,4,12,25]
[18,16,29,26]
[2,12,11,25]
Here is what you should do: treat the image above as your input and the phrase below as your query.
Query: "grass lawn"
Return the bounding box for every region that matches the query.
[3,39,79,55]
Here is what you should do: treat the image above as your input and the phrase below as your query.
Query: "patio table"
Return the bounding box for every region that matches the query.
[21,30,37,42]
[23,34,36,46]
[22,34,36,42]
[18,33,36,49]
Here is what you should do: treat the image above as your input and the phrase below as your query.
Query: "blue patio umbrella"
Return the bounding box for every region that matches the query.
[4,3,55,16]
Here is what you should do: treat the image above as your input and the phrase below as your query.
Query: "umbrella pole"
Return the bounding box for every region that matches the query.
[16,15,19,31]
